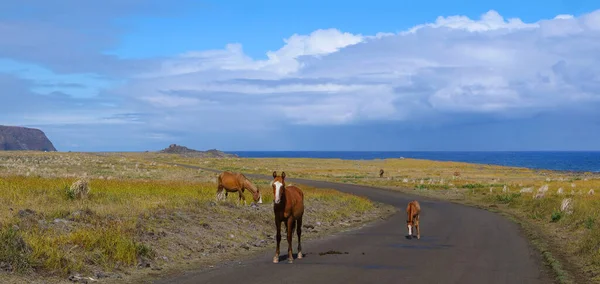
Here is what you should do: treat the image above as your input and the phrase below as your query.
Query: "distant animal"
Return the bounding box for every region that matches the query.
[271,171,304,264]
[453,171,461,177]
[406,200,421,240]
[216,171,262,205]
[379,169,384,178]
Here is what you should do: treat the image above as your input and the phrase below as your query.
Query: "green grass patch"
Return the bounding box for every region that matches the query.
[0,226,32,273]
[494,193,521,204]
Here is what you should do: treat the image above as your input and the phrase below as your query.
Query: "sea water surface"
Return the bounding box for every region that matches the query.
[226,151,600,173]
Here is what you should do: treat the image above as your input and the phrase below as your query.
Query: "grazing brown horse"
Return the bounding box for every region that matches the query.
[216,171,262,204]
[271,171,304,264]
[406,200,421,239]
[379,169,385,178]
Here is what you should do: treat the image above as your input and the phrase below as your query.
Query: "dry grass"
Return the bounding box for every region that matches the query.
[0,152,393,283]
[182,156,600,283]
[0,151,213,182]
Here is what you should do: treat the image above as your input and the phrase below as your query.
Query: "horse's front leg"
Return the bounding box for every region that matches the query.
[273,218,281,263]
[238,190,246,205]
[286,217,295,263]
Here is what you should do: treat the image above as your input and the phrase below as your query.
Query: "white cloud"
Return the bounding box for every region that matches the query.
[5,8,600,148]
[554,14,574,20]
[145,28,364,78]
[263,28,364,74]
[142,95,205,108]
[116,9,600,130]
[404,10,538,33]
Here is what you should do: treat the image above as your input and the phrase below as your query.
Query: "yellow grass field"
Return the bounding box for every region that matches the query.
[171,156,600,284]
[0,152,393,284]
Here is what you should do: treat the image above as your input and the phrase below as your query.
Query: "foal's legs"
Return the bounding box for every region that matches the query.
[296,217,303,259]
[286,218,295,263]
[415,214,420,240]
[273,219,282,263]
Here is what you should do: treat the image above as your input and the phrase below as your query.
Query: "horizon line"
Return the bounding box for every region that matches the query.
[38,149,600,153]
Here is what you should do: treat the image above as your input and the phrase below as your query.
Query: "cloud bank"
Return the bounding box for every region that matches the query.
[2,6,600,150]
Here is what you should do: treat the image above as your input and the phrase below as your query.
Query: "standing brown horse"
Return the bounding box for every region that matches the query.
[406,200,421,240]
[379,169,385,178]
[271,171,304,264]
[216,171,262,205]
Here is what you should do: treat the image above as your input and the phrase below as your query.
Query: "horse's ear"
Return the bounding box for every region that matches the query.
[273,171,277,178]
[282,171,286,180]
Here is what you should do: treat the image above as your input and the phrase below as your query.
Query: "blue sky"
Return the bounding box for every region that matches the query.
[1,0,600,151]
[110,0,595,59]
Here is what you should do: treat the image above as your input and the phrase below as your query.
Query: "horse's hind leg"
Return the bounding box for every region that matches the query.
[296,217,303,259]
[274,220,281,263]
[286,218,294,263]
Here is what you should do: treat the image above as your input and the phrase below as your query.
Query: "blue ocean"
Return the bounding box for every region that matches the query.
[227,151,600,173]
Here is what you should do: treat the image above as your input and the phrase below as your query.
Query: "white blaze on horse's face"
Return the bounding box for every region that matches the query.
[407,224,413,235]
[273,181,283,204]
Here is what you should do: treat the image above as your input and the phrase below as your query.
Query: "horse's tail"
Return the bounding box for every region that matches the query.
[217,172,224,188]
[215,173,224,201]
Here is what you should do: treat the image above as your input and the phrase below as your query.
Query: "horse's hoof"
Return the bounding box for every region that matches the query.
[297,252,303,259]
[273,257,279,263]
[288,258,293,264]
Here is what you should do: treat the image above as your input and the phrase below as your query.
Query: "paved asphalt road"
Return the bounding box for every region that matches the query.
[154,167,553,284]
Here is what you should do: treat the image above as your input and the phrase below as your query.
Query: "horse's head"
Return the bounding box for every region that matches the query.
[254,186,263,204]
[271,171,286,204]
